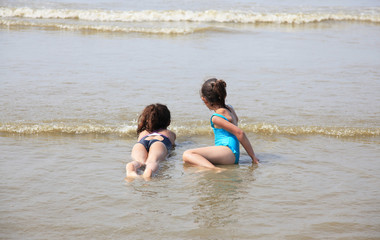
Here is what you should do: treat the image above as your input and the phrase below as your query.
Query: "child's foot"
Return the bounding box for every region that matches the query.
[126,170,138,178]
[125,170,140,182]
[214,167,226,173]
[194,166,226,173]
[143,167,153,180]
[126,163,139,178]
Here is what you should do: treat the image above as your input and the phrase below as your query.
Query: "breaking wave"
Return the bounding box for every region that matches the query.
[1,122,379,138]
[0,19,204,34]
[1,7,379,24]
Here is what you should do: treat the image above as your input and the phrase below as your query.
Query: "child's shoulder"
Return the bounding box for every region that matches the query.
[215,106,238,124]
[139,130,149,135]
[215,108,232,120]
[159,128,175,135]
[159,129,176,141]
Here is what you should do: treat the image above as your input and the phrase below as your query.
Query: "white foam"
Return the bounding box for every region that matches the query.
[1,7,379,24]
[0,19,199,34]
[1,122,379,138]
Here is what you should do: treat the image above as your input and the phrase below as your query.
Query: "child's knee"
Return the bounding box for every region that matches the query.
[182,149,194,162]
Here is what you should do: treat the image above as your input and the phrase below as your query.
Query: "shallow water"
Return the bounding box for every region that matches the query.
[1,0,380,239]
[1,134,379,239]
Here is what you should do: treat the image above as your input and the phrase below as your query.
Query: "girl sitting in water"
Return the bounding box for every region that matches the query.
[126,103,176,179]
[182,78,259,170]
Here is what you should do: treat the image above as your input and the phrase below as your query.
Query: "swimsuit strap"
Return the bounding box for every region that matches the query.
[210,113,229,128]
[147,132,161,137]
[141,132,164,139]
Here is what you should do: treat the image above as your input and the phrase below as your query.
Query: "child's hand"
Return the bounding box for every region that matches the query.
[252,156,259,164]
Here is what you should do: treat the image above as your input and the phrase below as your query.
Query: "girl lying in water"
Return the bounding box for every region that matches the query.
[126,103,176,179]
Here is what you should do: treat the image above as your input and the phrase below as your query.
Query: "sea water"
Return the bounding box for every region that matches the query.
[1,0,380,239]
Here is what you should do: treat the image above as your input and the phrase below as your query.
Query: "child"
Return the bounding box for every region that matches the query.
[126,103,176,179]
[182,78,259,170]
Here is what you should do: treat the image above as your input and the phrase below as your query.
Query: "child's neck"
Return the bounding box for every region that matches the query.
[211,105,225,111]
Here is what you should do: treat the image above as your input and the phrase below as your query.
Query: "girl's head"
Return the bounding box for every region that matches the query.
[137,103,171,134]
[200,78,227,108]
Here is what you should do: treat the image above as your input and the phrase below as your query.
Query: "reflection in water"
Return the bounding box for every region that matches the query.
[189,166,256,228]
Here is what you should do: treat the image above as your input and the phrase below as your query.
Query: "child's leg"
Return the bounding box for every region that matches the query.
[143,142,168,179]
[182,146,235,169]
[126,143,148,177]
[126,161,142,178]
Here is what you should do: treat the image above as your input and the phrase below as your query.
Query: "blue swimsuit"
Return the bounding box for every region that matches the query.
[138,133,172,152]
[211,113,240,164]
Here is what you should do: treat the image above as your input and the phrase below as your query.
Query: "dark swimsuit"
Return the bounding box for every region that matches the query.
[138,133,172,152]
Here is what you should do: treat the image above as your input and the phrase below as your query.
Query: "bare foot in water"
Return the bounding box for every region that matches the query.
[195,166,226,173]
[126,162,139,179]
[214,167,227,173]
[142,168,153,180]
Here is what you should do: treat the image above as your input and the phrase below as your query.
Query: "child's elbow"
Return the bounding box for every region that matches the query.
[235,129,245,140]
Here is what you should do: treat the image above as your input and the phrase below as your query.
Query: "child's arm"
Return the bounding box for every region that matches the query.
[237,131,259,164]
[137,130,149,141]
[163,129,176,147]
[170,131,177,147]
[213,117,259,164]
[226,104,238,122]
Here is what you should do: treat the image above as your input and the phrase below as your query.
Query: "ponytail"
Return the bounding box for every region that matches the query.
[201,78,227,108]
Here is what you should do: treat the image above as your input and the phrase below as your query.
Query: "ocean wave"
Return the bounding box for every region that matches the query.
[0,122,138,136]
[0,19,205,34]
[241,123,380,138]
[1,122,379,138]
[1,7,379,24]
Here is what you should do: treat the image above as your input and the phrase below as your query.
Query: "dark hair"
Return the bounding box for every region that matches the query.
[137,103,171,134]
[201,78,227,108]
